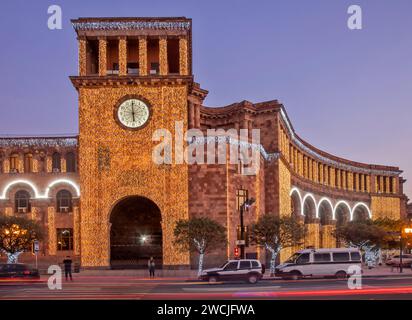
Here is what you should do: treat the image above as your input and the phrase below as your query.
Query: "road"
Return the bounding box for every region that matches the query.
[2,275,412,300]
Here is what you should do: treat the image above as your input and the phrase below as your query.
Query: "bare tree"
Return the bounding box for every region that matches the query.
[250,214,305,276]
[174,217,226,277]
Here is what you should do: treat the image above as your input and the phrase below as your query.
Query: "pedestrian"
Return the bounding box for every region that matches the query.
[148,256,155,278]
[63,255,73,281]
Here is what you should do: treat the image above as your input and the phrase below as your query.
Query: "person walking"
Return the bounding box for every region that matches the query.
[148,257,155,278]
[63,256,73,281]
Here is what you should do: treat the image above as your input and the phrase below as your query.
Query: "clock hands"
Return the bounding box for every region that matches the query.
[131,101,136,122]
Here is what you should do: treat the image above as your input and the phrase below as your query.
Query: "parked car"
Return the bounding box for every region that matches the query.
[200,259,265,284]
[275,248,362,280]
[385,254,412,267]
[0,263,40,280]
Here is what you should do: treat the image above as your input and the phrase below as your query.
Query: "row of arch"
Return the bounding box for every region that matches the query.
[290,187,372,223]
[0,179,80,199]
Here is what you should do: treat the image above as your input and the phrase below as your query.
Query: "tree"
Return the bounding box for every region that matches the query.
[0,216,43,263]
[334,219,388,267]
[249,214,306,276]
[373,217,407,249]
[174,217,226,277]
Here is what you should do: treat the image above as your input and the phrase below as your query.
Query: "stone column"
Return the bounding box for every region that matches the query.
[46,155,52,173]
[78,37,87,76]
[159,36,168,75]
[336,169,341,188]
[392,177,398,194]
[138,36,148,76]
[361,174,365,192]
[385,176,391,193]
[367,175,371,193]
[60,156,66,173]
[48,207,56,255]
[98,38,107,76]
[342,171,347,189]
[3,158,10,173]
[17,157,24,174]
[348,172,353,191]
[330,168,335,187]
[119,37,127,76]
[179,36,188,75]
[319,164,324,184]
[313,161,318,183]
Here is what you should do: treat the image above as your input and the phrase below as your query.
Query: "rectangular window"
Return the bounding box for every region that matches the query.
[333,252,350,262]
[57,228,74,251]
[297,253,310,264]
[239,261,251,269]
[350,252,361,261]
[236,189,248,211]
[314,253,331,262]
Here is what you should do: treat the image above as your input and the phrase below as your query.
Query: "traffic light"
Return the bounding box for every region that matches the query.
[234,247,240,258]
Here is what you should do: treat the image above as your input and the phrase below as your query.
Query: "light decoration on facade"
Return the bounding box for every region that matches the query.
[190,136,280,161]
[317,197,334,219]
[332,200,352,220]
[44,179,81,198]
[0,178,80,200]
[72,21,191,31]
[350,202,372,220]
[290,186,372,221]
[279,108,401,176]
[0,136,77,148]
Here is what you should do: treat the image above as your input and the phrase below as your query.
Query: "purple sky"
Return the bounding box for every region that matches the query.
[0,0,411,199]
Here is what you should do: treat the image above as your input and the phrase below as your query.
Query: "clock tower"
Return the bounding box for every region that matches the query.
[70,17,193,268]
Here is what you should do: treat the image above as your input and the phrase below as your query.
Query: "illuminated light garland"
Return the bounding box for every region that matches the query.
[351,202,372,220]
[0,178,80,200]
[279,109,400,176]
[72,21,191,31]
[291,186,372,221]
[0,136,77,148]
[317,197,334,219]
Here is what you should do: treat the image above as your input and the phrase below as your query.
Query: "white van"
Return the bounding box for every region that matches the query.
[275,248,362,280]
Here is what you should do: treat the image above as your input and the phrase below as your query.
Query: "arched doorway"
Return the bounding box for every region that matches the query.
[110,196,162,269]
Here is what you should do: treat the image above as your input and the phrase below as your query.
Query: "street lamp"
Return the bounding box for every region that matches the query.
[239,198,255,259]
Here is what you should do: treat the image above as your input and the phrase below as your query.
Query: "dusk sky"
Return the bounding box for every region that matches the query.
[0,0,411,199]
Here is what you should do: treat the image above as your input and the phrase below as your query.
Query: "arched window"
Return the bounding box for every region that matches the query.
[15,190,31,213]
[9,153,19,172]
[52,152,61,172]
[56,190,72,213]
[66,152,76,173]
[24,153,33,173]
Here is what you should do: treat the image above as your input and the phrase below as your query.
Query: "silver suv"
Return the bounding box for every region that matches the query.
[200,259,265,284]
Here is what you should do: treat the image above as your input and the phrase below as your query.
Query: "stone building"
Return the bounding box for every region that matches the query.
[0,17,408,269]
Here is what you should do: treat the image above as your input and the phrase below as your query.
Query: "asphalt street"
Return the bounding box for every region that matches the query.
[2,275,412,300]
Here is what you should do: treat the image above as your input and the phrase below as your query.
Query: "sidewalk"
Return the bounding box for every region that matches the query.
[75,265,412,280]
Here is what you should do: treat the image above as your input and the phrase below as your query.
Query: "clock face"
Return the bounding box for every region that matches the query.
[116,98,150,129]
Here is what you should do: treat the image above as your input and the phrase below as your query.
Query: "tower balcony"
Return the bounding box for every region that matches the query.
[71,17,191,78]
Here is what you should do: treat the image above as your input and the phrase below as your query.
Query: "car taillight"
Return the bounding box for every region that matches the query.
[23,271,30,275]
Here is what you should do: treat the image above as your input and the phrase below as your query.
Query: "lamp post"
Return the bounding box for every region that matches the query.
[239,198,255,259]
